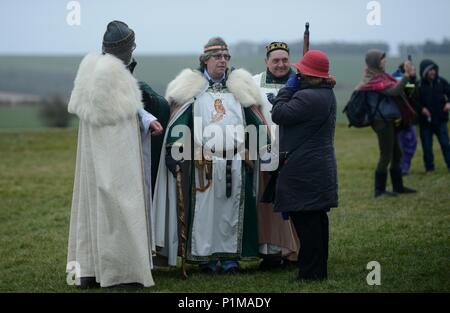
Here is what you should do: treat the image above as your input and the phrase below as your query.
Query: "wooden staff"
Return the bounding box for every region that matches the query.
[303,22,310,56]
[175,164,188,279]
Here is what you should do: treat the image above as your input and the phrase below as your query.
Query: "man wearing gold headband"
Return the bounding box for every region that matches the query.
[253,42,299,271]
[152,37,273,275]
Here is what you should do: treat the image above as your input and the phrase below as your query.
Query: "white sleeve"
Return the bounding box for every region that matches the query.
[138,108,157,134]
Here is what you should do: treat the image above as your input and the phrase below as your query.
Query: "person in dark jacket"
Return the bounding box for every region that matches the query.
[416,59,450,172]
[356,49,416,197]
[271,50,338,281]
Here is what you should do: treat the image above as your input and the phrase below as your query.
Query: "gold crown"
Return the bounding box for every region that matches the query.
[266,42,289,53]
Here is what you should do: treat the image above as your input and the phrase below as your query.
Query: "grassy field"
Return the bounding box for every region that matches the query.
[1,54,450,129]
[0,106,78,130]
[0,125,449,292]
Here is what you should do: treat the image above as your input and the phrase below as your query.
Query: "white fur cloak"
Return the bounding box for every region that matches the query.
[67,53,154,287]
[151,68,271,266]
[165,68,271,125]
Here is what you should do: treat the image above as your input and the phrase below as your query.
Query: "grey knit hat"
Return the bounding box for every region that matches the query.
[199,37,229,70]
[365,49,386,72]
[102,21,136,65]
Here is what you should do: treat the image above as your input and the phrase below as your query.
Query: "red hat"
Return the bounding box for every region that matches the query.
[293,50,330,78]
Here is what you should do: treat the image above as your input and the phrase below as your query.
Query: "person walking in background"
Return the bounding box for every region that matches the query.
[272,50,338,281]
[416,59,450,173]
[392,62,419,176]
[356,49,417,197]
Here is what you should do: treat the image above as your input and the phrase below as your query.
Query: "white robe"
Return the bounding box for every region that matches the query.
[138,108,157,252]
[190,90,245,257]
[253,71,299,258]
[152,68,267,266]
[67,53,154,287]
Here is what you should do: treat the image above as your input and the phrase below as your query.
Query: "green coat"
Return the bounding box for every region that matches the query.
[139,81,170,194]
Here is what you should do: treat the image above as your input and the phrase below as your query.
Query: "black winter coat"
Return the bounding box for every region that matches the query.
[271,84,338,212]
[418,59,450,125]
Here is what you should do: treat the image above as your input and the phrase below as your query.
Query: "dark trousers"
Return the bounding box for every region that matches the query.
[372,119,402,173]
[289,210,329,280]
[419,122,450,171]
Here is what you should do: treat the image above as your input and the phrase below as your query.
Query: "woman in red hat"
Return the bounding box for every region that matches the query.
[271,50,338,281]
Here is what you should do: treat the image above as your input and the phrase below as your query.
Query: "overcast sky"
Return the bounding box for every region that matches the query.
[1,0,449,55]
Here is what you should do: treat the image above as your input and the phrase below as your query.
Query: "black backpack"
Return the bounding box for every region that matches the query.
[343,90,384,128]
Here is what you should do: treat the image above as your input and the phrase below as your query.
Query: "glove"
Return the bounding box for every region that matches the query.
[165,153,181,178]
[127,58,137,74]
[165,146,183,177]
[285,73,300,92]
[266,93,276,105]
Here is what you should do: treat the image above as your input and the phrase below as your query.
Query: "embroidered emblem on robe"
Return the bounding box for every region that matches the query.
[211,98,226,122]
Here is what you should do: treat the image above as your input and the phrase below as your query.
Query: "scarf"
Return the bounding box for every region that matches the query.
[356,68,398,91]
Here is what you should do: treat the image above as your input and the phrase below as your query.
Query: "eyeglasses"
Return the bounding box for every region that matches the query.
[211,53,231,61]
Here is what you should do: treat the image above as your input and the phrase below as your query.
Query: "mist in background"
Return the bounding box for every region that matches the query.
[1,0,449,129]
[1,0,450,56]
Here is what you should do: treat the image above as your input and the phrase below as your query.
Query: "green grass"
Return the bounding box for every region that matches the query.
[0,125,449,292]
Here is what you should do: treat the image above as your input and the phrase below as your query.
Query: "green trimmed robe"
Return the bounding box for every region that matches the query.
[152,68,271,265]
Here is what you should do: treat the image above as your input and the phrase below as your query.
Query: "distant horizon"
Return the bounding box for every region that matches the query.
[2,0,450,56]
[0,38,448,57]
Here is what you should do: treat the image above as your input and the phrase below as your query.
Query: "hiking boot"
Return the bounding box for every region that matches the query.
[259,257,283,271]
[199,261,217,275]
[281,259,298,269]
[223,266,240,275]
[390,168,417,194]
[374,171,398,197]
[78,277,100,289]
[222,260,239,274]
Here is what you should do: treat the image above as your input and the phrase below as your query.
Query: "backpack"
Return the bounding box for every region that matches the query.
[343,90,384,128]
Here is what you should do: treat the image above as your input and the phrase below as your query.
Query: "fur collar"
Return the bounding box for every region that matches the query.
[68,53,142,126]
[165,69,207,108]
[165,68,264,108]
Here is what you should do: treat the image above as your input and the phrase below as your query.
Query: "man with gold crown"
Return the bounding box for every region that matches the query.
[253,42,299,270]
[254,42,296,104]
[152,37,273,275]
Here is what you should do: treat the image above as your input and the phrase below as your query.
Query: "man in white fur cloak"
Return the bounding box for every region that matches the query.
[66,21,162,288]
[152,37,273,274]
